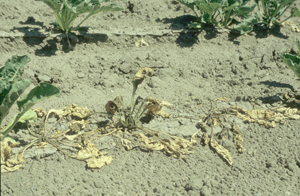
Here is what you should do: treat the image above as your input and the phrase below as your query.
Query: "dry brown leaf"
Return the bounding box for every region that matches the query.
[200,132,209,145]
[230,106,300,128]
[135,38,149,47]
[134,133,164,151]
[32,107,46,117]
[231,124,246,153]
[210,139,233,165]
[48,104,92,120]
[86,155,113,169]
[1,140,12,164]
[215,97,229,102]
[1,151,25,173]
[69,119,89,134]
[133,67,153,87]
[144,97,172,117]
[190,130,200,145]
[75,143,99,160]
[282,21,300,32]
[105,95,122,114]
[121,138,133,150]
[74,143,112,169]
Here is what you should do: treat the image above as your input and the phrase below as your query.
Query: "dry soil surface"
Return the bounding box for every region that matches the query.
[1,0,300,196]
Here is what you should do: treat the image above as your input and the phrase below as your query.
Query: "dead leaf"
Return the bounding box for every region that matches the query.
[74,143,113,169]
[1,148,25,173]
[1,139,12,164]
[210,139,233,165]
[33,107,46,117]
[121,138,133,150]
[48,104,92,120]
[69,119,89,134]
[105,95,122,114]
[134,133,164,151]
[133,67,153,87]
[230,105,300,128]
[75,143,99,160]
[135,38,149,47]
[200,132,209,145]
[86,155,113,169]
[231,124,246,153]
[282,21,300,32]
[144,97,172,117]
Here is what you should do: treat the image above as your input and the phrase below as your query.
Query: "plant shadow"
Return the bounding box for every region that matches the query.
[157,15,289,46]
[157,15,201,48]
[228,24,289,44]
[259,80,294,90]
[11,17,109,56]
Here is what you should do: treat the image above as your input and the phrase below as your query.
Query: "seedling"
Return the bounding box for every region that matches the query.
[280,38,300,80]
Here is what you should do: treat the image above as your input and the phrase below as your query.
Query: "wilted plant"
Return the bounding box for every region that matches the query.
[280,38,300,80]
[0,55,60,143]
[254,0,300,27]
[36,0,124,33]
[104,68,154,129]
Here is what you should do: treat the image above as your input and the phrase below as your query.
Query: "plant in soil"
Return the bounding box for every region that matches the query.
[254,0,300,27]
[280,38,300,80]
[36,0,124,34]
[176,0,257,34]
[0,55,60,143]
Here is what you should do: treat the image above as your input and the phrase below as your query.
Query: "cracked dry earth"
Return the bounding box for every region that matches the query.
[1,0,300,196]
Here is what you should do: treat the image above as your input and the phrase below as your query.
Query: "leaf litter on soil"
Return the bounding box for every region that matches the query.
[1,68,300,172]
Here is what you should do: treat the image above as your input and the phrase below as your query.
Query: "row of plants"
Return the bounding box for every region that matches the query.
[35,0,300,36]
[177,0,300,34]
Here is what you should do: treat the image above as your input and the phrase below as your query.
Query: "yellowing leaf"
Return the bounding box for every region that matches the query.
[133,67,153,87]
[231,124,246,153]
[135,38,149,47]
[86,155,113,169]
[144,97,172,117]
[210,139,232,165]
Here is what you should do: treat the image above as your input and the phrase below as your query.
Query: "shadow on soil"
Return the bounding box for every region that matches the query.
[158,15,289,47]
[12,17,109,56]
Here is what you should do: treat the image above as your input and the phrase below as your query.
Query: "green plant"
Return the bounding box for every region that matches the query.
[254,0,300,26]
[36,0,124,33]
[0,55,60,142]
[280,39,300,80]
[176,0,256,33]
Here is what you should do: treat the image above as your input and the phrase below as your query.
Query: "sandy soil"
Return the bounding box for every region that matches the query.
[1,0,300,195]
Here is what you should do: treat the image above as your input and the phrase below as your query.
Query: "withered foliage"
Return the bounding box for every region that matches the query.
[229,105,300,128]
[2,67,299,173]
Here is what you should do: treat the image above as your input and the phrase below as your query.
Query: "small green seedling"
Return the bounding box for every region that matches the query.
[36,0,124,33]
[0,55,60,142]
[280,38,300,80]
[254,0,300,27]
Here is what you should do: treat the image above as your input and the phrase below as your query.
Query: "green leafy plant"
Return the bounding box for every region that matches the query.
[36,0,124,33]
[0,55,60,142]
[176,0,256,33]
[254,0,300,27]
[280,39,300,80]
